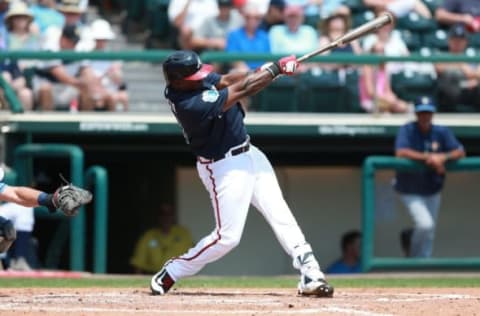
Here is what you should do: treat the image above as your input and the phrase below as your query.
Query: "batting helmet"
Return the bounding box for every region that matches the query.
[162,50,213,84]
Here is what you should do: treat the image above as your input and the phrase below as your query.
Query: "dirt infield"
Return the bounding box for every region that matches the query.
[0,287,479,316]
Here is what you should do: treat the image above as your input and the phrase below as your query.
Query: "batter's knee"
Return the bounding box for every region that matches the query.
[217,234,241,252]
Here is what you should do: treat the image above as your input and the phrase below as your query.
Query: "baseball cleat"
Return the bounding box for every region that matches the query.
[298,276,334,297]
[150,268,175,295]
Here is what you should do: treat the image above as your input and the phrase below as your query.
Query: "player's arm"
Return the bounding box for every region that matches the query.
[216,70,252,90]
[220,56,298,111]
[0,185,50,208]
[435,8,474,25]
[50,65,84,89]
[395,148,430,162]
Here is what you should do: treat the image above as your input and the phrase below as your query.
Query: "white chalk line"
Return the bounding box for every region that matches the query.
[0,304,391,315]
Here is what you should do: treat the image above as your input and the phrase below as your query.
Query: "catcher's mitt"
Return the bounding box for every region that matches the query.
[52,184,93,217]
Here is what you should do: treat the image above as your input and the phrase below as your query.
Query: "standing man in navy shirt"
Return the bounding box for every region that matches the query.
[150,50,334,298]
[394,96,465,258]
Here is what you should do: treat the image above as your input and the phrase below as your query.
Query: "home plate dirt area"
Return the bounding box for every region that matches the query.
[0,287,479,316]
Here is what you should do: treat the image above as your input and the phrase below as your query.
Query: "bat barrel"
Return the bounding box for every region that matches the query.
[296,12,394,64]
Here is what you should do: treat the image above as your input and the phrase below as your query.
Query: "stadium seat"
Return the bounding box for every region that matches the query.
[304,14,320,29]
[422,29,449,52]
[145,0,171,42]
[256,75,299,112]
[396,12,437,32]
[468,32,480,49]
[344,69,361,112]
[126,0,146,22]
[298,69,348,112]
[343,0,368,13]
[422,0,442,15]
[391,70,437,103]
[399,29,422,52]
[352,10,375,28]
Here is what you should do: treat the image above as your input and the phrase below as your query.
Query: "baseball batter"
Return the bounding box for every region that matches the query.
[150,50,334,297]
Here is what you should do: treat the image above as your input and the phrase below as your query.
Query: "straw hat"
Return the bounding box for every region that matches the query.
[91,19,116,40]
[319,13,351,35]
[4,1,33,31]
[57,0,85,14]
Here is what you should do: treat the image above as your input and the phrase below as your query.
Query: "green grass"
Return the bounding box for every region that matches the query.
[1,275,480,288]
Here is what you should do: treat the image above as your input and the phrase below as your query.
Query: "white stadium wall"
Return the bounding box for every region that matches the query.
[177,167,480,275]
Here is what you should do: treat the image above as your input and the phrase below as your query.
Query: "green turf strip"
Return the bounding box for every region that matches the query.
[1,276,480,288]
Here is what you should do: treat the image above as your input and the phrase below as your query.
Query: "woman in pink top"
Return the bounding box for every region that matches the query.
[359,42,411,113]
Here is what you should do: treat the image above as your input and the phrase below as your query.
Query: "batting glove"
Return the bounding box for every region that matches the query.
[278,55,298,75]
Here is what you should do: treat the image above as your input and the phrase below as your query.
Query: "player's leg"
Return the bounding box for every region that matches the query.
[151,155,255,295]
[400,193,440,257]
[249,145,333,297]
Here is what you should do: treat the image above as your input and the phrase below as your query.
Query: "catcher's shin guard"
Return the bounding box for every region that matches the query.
[151,268,175,295]
[0,216,16,253]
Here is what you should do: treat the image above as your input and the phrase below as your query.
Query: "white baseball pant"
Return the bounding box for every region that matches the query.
[165,144,322,280]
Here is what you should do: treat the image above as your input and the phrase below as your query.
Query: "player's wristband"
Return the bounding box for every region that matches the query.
[38,192,56,213]
[262,62,281,78]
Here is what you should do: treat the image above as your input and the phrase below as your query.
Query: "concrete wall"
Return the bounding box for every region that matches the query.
[177,166,480,276]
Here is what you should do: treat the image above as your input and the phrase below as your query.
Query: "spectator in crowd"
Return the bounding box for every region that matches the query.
[190,0,244,54]
[359,43,411,113]
[88,18,128,111]
[284,0,349,27]
[326,230,361,274]
[258,0,285,31]
[0,58,33,111]
[42,0,94,52]
[34,24,110,111]
[394,96,465,258]
[435,0,480,29]
[269,4,318,58]
[4,1,39,51]
[130,203,193,274]
[362,12,409,76]
[0,202,35,271]
[319,13,361,55]
[168,0,219,50]
[0,0,10,49]
[363,0,431,19]
[317,12,361,71]
[30,0,65,35]
[320,0,350,19]
[435,23,480,112]
[225,2,270,71]
[1,1,39,111]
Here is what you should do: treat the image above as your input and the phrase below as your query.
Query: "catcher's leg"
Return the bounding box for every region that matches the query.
[151,154,256,295]
[249,146,333,297]
[0,216,16,253]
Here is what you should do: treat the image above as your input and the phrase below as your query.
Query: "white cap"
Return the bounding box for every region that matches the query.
[91,19,116,40]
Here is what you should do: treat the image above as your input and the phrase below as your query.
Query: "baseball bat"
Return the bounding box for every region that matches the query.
[297,12,394,63]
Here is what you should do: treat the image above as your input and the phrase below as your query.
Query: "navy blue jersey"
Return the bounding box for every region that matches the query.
[165,73,248,159]
[394,122,464,195]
